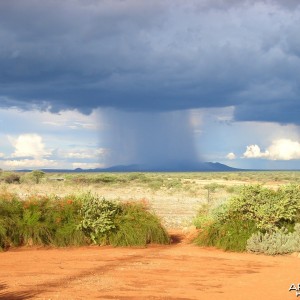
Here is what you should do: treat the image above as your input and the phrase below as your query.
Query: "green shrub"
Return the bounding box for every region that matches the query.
[194,218,257,252]
[39,196,87,247]
[108,202,170,246]
[193,201,229,229]
[94,175,119,184]
[29,170,46,184]
[0,218,7,250]
[0,193,24,248]
[225,185,242,194]
[227,184,300,231]
[203,183,224,193]
[20,208,51,245]
[52,197,87,246]
[193,203,214,229]
[193,198,257,252]
[77,194,169,246]
[148,179,164,190]
[127,173,147,182]
[194,184,300,252]
[0,194,87,250]
[247,223,300,255]
[165,179,182,189]
[77,193,121,244]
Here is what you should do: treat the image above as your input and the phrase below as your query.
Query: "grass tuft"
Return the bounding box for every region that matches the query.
[109,202,170,246]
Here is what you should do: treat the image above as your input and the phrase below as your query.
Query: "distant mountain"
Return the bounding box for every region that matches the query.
[16,161,240,173]
[91,162,239,172]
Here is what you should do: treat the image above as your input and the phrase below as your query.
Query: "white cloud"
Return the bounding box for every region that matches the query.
[243,144,268,158]
[0,152,4,158]
[9,134,51,158]
[267,139,300,160]
[243,139,300,160]
[226,152,236,160]
[4,159,58,169]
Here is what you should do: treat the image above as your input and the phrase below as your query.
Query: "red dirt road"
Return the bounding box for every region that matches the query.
[1,234,300,300]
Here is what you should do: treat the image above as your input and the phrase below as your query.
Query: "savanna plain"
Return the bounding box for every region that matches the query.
[1,171,300,300]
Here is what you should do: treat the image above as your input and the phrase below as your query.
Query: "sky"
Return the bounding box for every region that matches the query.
[0,0,300,170]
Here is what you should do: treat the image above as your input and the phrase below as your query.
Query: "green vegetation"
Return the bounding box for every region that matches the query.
[0,192,169,251]
[246,224,300,255]
[194,184,300,254]
[29,170,46,184]
[77,193,169,246]
[77,194,121,244]
[2,170,300,186]
[194,218,257,252]
[109,202,170,246]
[0,192,87,250]
[1,171,300,254]
[227,184,300,231]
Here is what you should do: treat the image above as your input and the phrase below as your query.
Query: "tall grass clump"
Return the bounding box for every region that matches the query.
[193,200,257,252]
[0,193,88,250]
[43,196,87,247]
[194,184,300,254]
[108,201,170,246]
[0,192,24,249]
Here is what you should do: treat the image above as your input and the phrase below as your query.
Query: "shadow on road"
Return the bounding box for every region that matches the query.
[0,282,38,300]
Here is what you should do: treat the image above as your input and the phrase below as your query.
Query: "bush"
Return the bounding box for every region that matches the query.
[0,194,87,250]
[194,184,300,252]
[108,202,170,246]
[247,224,300,255]
[29,170,46,184]
[203,183,224,193]
[194,218,257,252]
[0,193,24,248]
[46,197,87,247]
[193,201,229,230]
[77,193,121,244]
[77,194,170,246]
[227,184,300,231]
[4,173,21,184]
[193,198,257,251]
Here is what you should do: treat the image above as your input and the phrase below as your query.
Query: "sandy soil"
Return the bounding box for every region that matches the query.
[1,232,300,300]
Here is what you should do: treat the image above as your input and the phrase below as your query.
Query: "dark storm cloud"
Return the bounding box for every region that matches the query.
[0,0,300,123]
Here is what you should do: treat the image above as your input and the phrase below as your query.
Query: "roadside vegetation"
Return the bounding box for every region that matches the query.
[2,170,300,254]
[193,184,300,254]
[0,191,169,251]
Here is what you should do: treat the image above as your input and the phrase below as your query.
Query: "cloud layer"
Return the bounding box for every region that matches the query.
[0,0,299,124]
[243,139,300,160]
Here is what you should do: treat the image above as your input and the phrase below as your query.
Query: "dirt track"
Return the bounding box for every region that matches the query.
[1,232,300,300]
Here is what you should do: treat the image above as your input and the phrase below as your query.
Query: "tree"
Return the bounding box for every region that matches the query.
[30,170,46,184]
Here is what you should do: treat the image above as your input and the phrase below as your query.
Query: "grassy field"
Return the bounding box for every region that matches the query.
[2,170,300,197]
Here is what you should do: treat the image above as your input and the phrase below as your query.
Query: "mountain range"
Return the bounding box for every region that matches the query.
[18,162,240,173]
